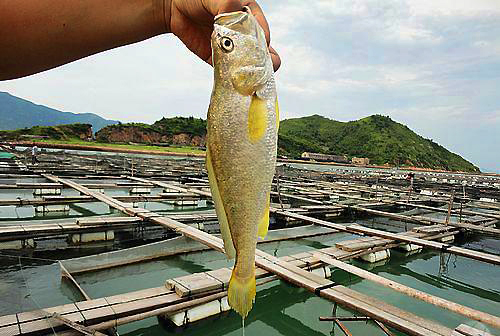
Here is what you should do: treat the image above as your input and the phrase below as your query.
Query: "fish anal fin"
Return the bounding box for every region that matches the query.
[206,148,236,259]
[257,192,270,239]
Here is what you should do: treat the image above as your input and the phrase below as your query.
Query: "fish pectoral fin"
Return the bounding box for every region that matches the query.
[248,94,268,143]
[257,192,270,239]
[206,148,236,259]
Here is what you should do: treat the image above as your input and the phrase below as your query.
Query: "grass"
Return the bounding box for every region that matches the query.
[36,138,206,154]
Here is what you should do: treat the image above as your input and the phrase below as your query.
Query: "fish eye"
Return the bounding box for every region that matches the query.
[220,37,234,52]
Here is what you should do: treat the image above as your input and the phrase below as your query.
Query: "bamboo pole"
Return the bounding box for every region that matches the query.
[88,292,227,331]
[50,313,107,336]
[59,262,92,301]
[314,253,500,329]
[319,316,371,321]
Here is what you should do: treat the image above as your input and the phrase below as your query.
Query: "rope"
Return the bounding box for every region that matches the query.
[218,298,223,313]
[314,282,336,296]
[0,253,59,262]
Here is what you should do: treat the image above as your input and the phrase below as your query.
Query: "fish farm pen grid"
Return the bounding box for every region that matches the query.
[0,144,498,336]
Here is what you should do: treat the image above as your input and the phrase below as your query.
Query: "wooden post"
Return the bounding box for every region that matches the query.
[445,191,455,225]
[60,262,91,301]
[275,175,284,210]
[459,201,463,223]
[406,176,414,203]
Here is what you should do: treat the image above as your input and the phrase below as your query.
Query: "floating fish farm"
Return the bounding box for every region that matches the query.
[0,145,498,336]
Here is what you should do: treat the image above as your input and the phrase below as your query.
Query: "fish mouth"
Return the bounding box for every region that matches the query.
[214,12,247,27]
[214,6,252,28]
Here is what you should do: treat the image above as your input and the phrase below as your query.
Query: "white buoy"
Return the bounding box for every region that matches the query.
[359,249,391,263]
[70,230,115,244]
[166,297,230,326]
[0,239,35,249]
[310,265,331,278]
[130,187,151,194]
[35,205,70,213]
[34,188,61,195]
[397,243,423,253]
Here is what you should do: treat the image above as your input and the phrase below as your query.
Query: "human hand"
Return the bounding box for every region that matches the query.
[167,0,281,71]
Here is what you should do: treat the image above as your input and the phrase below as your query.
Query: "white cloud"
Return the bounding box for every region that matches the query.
[0,36,213,123]
[472,40,500,56]
[407,0,500,17]
[388,24,442,44]
[0,0,498,170]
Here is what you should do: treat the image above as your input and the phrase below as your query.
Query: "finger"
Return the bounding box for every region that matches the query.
[269,46,281,72]
[218,0,245,14]
[243,1,271,46]
[203,0,243,16]
[206,54,213,66]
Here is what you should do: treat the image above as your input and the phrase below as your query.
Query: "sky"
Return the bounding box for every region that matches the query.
[0,0,499,172]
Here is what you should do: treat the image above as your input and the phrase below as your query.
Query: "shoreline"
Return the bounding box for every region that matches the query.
[2,141,497,176]
[277,158,498,176]
[2,141,206,158]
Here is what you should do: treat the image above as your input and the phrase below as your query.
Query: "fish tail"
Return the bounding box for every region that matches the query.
[228,267,256,318]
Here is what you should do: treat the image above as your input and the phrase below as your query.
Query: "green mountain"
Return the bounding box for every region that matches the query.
[4,95,476,172]
[0,91,118,131]
[278,114,479,172]
[95,117,207,143]
[0,123,92,141]
[152,116,207,136]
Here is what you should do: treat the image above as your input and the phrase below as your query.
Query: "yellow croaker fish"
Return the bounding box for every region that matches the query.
[206,8,278,318]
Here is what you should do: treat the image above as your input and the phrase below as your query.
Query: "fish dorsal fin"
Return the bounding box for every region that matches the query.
[206,148,236,259]
[257,192,270,239]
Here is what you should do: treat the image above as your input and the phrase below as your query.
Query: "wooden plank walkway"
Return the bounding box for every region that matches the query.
[0,213,215,242]
[315,254,500,328]
[269,181,499,237]
[350,205,500,236]
[52,173,497,266]
[0,192,203,206]
[394,201,500,221]
[63,225,338,274]
[134,176,498,237]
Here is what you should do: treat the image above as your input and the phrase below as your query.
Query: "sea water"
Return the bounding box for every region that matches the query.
[1,226,498,336]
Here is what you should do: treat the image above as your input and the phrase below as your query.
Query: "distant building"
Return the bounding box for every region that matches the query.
[301,152,349,163]
[352,157,370,165]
